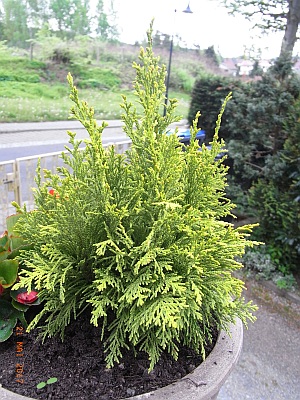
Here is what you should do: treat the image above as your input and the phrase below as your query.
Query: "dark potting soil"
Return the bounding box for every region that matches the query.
[0,309,218,400]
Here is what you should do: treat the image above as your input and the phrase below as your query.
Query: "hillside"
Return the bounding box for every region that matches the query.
[0,39,222,123]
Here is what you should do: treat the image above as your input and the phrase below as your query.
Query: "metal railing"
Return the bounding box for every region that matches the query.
[0,140,132,232]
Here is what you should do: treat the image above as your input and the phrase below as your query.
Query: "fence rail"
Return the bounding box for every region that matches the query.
[0,140,132,233]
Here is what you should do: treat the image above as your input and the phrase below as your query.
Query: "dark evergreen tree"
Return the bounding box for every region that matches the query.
[226,55,300,272]
[204,45,219,66]
[188,75,243,142]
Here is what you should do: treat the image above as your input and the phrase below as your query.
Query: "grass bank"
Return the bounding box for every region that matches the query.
[0,39,216,123]
[0,86,190,122]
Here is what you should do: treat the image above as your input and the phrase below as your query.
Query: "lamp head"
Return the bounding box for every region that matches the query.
[183,3,193,13]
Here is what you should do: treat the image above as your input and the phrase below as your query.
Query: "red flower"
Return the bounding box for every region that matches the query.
[49,189,59,198]
[16,290,38,304]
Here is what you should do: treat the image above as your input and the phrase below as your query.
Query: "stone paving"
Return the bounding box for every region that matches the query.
[218,278,300,400]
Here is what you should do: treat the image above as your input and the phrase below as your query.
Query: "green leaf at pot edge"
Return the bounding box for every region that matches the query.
[0,299,28,334]
[0,235,8,249]
[0,251,10,263]
[0,260,18,288]
[0,317,16,342]
[0,299,18,342]
[6,214,21,236]
[11,298,29,312]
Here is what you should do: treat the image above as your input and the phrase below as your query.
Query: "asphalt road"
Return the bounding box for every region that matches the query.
[0,120,128,161]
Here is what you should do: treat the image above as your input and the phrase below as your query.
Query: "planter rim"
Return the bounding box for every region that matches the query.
[0,319,243,400]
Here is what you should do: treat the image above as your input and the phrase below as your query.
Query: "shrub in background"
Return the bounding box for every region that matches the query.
[226,55,300,190]
[187,54,300,280]
[187,75,244,142]
[248,96,300,275]
[226,55,300,275]
[14,25,257,370]
[168,67,194,93]
[242,247,296,290]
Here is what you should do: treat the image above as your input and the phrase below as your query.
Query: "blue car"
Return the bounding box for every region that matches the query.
[167,129,206,146]
[167,129,226,160]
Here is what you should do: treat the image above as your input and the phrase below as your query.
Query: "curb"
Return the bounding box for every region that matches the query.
[256,279,300,306]
[234,270,300,307]
[0,120,188,135]
[0,121,123,134]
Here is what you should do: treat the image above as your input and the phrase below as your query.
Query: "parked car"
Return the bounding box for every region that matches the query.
[175,129,206,146]
[168,129,226,160]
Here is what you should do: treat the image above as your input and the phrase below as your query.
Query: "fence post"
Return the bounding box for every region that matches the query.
[13,160,21,206]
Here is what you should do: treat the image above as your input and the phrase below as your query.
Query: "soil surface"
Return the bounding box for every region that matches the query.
[0,309,217,400]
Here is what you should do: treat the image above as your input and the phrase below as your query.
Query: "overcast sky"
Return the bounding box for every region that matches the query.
[108,0,290,59]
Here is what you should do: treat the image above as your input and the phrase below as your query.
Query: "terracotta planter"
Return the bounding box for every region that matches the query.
[0,319,243,400]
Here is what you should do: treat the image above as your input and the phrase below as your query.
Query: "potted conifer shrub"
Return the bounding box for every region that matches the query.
[0,24,257,400]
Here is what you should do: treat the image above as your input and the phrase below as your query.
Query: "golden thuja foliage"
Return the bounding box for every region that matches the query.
[14,22,258,371]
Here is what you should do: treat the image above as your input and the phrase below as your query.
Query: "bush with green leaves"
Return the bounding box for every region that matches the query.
[168,67,194,93]
[14,25,257,371]
[242,247,296,290]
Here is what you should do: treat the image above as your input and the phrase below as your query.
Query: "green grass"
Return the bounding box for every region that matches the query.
[0,81,67,99]
[0,88,190,122]
[0,56,47,83]
[0,43,196,122]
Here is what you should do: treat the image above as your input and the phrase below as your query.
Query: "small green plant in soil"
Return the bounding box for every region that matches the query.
[36,377,58,390]
[14,23,258,371]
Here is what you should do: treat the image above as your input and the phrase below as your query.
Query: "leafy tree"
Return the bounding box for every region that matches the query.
[49,0,75,38]
[0,0,118,45]
[94,0,118,41]
[222,0,300,56]
[249,60,263,77]
[1,0,29,47]
[0,0,49,47]
[0,6,5,38]
[49,0,91,38]
[70,0,91,36]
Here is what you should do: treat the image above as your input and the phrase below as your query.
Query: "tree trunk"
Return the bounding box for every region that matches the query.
[280,0,300,56]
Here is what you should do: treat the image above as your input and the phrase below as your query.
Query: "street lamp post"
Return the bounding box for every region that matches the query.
[163,3,193,117]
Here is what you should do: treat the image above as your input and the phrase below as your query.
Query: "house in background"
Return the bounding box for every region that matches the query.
[219,58,238,76]
[292,59,300,73]
[236,59,254,76]
[219,58,272,76]
[259,59,272,73]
